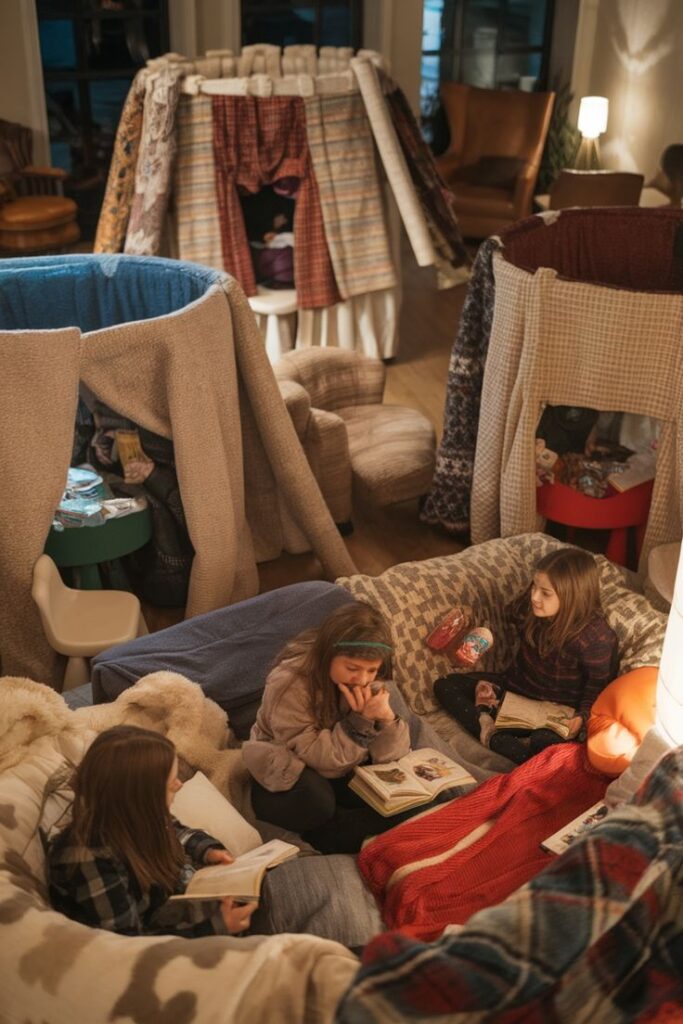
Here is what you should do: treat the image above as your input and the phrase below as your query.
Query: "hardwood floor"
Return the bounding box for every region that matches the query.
[143,245,470,633]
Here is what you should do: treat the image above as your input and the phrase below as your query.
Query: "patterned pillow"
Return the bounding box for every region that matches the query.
[336,533,666,715]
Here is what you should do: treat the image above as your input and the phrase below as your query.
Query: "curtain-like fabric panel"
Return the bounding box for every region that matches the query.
[304,92,396,299]
[174,94,225,270]
[211,95,340,309]
[94,70,148,253]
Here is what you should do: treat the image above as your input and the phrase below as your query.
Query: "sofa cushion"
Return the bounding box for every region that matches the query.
[91,581,356,737]
[336,533,666,716]
[586,666,658,777]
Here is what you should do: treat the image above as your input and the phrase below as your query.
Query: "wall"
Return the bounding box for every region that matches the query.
[0,0,49,164]
[572,0,683,179]
[363,0,424,114]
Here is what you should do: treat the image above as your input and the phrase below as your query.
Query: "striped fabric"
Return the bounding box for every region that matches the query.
[337,746,683,1024]
[211,95,340,309]
[94,70,147,253]
[304,92,396,299]
[174,94,224,271]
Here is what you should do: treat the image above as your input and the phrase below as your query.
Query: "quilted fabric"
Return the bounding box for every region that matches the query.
[336,533,666,715]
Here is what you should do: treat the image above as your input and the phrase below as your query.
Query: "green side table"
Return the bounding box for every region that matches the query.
[45,506,153,589]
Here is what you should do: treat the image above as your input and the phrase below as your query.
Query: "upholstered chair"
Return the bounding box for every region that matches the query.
[548,169,644,209]
[274,348,436,509]
[0,118,79,254]
[436,83,555,238]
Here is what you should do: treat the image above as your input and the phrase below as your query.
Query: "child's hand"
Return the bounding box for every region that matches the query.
[220,897,257,934]
[567,715,583,738]
[124,457,155,485]
[339,682,395,723]
[205,848,234,865]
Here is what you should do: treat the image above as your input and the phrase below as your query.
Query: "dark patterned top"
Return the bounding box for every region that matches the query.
[507,615,619,720]
[48,819,226,938]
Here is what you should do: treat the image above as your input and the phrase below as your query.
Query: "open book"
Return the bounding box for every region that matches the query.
[540,801,609,855]
[493,691,575,739]
[348,748,475,816]
[170,839,298,904]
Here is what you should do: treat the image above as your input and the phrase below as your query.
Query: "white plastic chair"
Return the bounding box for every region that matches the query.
[31,554,148,691]
[248,286,298,362]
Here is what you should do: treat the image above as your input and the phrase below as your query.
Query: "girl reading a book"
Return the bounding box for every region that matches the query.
[242,602,418,853]
[434,548,619,764]
[48,726,256,937]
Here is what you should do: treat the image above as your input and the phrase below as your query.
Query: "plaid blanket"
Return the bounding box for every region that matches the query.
[337,746,683,1023]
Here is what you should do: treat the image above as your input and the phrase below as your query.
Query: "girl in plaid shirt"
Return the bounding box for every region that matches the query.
[435,547,619,764]
[48,726,256,937]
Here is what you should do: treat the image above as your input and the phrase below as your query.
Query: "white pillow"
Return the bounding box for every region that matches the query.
[171,770,262,857]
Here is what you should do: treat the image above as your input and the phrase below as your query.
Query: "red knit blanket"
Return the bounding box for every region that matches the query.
[358,743,608,940]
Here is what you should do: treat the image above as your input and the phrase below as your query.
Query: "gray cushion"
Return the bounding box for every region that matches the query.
[91,581,356,738]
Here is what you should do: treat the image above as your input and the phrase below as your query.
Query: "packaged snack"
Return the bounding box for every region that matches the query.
[451,627,494,668]
[426,606,472,653]
[115,428,145,469]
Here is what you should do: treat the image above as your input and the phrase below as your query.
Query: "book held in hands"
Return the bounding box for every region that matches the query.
[170,838,298,904]
[540,801,609,855]
[493,691,575,739]
[348,748,475,816]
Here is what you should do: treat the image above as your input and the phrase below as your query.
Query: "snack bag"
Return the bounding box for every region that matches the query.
[451,627,494,668]
[426,606,472,653]
[115,429,145,469]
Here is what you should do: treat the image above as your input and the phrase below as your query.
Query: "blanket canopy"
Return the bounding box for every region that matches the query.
[94,44,468,359]
[423,207,683,569]
[0,253,355,688]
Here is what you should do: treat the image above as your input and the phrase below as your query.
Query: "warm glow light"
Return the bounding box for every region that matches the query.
[577,96,609,139]
[655,545,683,747]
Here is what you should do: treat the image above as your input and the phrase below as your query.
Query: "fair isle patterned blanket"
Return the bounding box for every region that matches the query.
[336,747,683,1024]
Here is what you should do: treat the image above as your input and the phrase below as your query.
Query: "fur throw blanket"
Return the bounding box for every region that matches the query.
[0,672,250,814]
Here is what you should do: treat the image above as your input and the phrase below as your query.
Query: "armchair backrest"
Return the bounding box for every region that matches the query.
[549,169,644,210]
[0,118,33,175]
[440,82,555,175]
[274,348,386,412]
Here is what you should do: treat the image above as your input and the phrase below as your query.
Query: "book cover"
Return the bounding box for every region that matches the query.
[494,692,575,739]
[170,839,298,902]
[540,801,609,855]
[349,748,475,816]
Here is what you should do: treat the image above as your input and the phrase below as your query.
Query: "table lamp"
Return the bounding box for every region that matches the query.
[575,96,609,170]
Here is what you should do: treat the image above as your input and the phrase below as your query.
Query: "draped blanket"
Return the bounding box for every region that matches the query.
[337,746,683,1024]
[212,94,340,310]
[358,743,608,939]
[0,255,354,686]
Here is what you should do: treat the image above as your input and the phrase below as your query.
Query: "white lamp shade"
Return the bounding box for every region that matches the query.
[577,96,609,139]
[656,543,683,747]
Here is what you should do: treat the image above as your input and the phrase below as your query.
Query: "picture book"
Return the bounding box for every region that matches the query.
[348,748,475,816]
[493,691,575,739]
[170,839,298,903]
[540,801,610,855]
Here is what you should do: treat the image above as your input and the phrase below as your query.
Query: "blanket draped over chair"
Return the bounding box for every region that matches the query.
[0,254,355,686]
[337,745,683,1024]
[424,208,683,570]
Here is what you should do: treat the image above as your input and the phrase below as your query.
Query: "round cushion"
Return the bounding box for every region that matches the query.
[338,403,436,507]
[586,666,658,776]
[0,195,77,230]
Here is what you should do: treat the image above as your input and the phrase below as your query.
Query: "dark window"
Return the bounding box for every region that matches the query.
[421,0,554,146]
[241,1,363,49]
[36,0,170,240]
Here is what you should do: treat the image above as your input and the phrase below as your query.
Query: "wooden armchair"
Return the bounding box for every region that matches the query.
[436,83,555,239]
[0,119,79,254]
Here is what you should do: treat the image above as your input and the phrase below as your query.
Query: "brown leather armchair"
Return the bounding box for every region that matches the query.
[436,82,555,239]
[0,119,79,255]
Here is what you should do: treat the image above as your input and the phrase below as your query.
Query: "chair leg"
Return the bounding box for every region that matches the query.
[137,612,149,637]
[606,527,628,567]
[63,656,90,690]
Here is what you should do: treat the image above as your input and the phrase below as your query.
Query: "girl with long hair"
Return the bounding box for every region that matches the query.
[48,725,256,937]
[434,547,619,764]
[242,601,414,854]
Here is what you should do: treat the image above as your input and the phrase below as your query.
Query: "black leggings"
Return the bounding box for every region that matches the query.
[433,673,566,766]
[251,767,428,854]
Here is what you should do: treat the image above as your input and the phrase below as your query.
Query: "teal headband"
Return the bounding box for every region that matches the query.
[334,641,393,651]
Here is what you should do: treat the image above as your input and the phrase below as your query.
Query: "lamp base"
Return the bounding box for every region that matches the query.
[574,136,602,170]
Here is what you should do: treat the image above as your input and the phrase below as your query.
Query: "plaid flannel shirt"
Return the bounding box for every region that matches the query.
[48,818,226,938]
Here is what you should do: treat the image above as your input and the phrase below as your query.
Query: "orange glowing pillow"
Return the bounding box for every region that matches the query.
[586,666,658,777]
